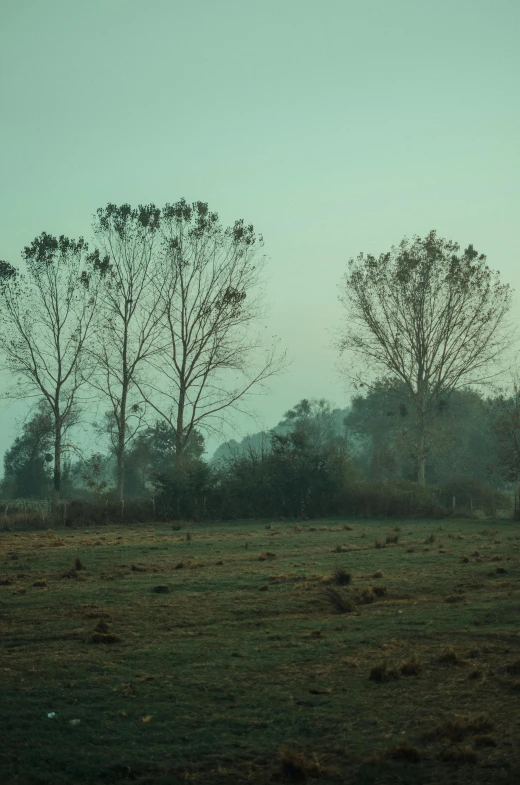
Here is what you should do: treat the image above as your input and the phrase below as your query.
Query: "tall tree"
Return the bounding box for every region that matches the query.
[0,234,100,508]
[139,199,286,462]
[337,230,513,484]
[90,203,162,501]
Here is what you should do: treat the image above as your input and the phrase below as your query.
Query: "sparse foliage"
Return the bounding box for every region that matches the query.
[0,234,102,508]
[338,230,513,483]
[137,199,286,462]
[89,203,162,501]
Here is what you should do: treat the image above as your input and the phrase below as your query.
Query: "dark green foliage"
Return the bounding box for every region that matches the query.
[346,381,500,486]
[2,402,53,498]
[124,420,205,498]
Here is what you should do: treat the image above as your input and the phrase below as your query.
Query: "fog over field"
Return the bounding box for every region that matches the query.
[0,0,518,467]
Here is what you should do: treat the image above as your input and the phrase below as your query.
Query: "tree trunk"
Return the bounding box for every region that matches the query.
[175,386,185,465]
[53,420,61,512]
[117,398,126,502]
[417,430,426,486]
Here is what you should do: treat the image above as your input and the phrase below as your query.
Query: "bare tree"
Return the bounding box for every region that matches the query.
[138,199,286,462]
[337,230,513,484]
[0,234,101,508]
[89,203,162,501]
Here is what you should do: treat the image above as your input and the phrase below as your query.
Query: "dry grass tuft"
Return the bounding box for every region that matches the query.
[445,594,465,603]
[374,539,384,549]
[258,551,276,561]
[386,741,422,762]
[503,658,520,676]
[91,619,118,644]
[32,579,46,587]
[424,533,436,544]
[372,585,387,597]
[91,632,118,644]
[186,532,192,542]
[324,587,354,613]
[427,713,493,742]
[152,585,170,593]
[460,556,470,563]
[385,534,399,544]
[439,745,477,764]
[60,569,78,579]
[333,544,348,553]
[399,654,421,676]
[361,587,375,604]
[343,524,353,531]
[372,570,383,579]
[438,646,461,664]
[369,662,400,682]
[74,557,84,570]
[131,564,147,572]
[332,568,351,586]
[278,748,322,782]
[293,524,302,533]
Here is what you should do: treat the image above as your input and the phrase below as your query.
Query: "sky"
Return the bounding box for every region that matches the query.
[0,0,519,462]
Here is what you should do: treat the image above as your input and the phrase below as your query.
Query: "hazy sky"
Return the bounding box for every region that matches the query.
[0,0,519,460]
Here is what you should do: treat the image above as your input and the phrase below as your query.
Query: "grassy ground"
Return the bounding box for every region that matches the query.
[1,516,520,784]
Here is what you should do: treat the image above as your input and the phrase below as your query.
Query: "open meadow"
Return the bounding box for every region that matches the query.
[1,517,520,784]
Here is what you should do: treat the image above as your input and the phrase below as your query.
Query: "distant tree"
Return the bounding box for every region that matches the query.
[80,453,110,501]
[2,401,54,498]
[125,420,205,496]
[490,386,520,483]
[347,381,498,484]
[0,234,101,508]
[345,381,413,481]
[214,398,356,519]
[338,230,513,484]
[270,399,354,517]
[138,199,286,464]
[89,204,162,502]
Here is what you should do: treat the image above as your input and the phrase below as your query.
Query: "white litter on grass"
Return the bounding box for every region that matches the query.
[47,712,56,719]
[69,719,81,726]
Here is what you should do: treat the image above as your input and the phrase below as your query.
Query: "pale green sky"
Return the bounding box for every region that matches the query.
[0,0,519,459]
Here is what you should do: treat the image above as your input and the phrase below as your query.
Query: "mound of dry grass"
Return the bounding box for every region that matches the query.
[332,568,351,586]
[369,662,400,682]
[324,587,355,613]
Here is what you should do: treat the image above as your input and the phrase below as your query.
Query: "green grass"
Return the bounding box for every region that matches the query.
[1,517,520,783]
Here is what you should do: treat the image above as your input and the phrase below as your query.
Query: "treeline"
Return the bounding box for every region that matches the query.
[2,389,519,522]
[0,200,284,510]
[1,217,518,522]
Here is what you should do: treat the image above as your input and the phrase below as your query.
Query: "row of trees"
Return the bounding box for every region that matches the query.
[3,389,520,519]
[1,215,516,515]
[0,201,285,508]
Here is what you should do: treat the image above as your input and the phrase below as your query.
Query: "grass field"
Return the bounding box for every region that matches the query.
[1,517,520,784]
